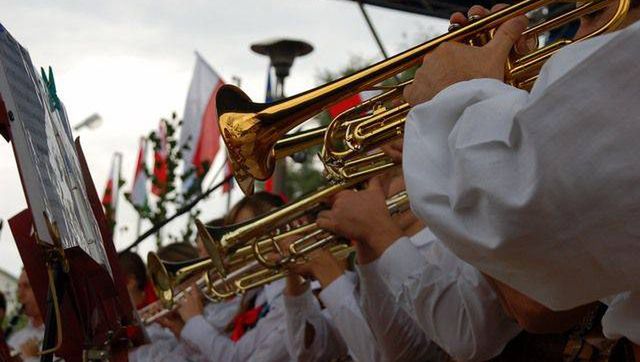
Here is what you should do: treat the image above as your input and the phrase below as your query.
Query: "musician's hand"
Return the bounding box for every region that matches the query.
[290,248,345,288]
[177,284,204,323]
[381,138,403,164]
[317,177,403,264]
[19,337,40,358]
[157,311,185,338]
[403,4,528,106]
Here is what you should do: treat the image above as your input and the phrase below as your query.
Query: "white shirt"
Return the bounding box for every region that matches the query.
[131,296,241,362]
[283,285,349,362]
[202,296,241,330]
[369,228,521,361]
[129,323,201,362]
[180,280,292,362]
[7,319,44,362]
[317,272,382,362]
[403,21,640,343]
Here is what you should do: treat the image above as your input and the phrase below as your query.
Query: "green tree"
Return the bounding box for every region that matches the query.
[124,112,202,248]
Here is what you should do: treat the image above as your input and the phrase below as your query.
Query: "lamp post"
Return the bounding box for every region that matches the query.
[73,113,103,131]
[250,38,313,195]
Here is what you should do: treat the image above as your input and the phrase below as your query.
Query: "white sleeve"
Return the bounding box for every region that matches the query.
[128,324,191,362]
[180,301,290,362]
[376,237,521,362]
[319,273,382,362]
[358,262,444,362]
[403,21,640,311]
[601,291,640,345]
[283,287,348,362]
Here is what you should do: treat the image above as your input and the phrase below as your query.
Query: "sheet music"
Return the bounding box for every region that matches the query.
[0,23,111,275]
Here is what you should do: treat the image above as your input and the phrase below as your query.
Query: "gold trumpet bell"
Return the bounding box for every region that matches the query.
[195,219,228,276]
[216,85,273,195]
[147,252,175,308]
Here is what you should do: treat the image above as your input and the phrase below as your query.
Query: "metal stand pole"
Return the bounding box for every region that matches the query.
[357,1,391,59]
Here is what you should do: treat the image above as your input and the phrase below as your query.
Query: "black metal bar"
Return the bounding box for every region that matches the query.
[357,1,403,84]
[122,174,234,252]
[358,1,392,59]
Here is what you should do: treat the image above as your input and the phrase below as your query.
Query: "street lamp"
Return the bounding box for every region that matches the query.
[73,113,103,131]
[250,39,313,100]
[250,39,313,195]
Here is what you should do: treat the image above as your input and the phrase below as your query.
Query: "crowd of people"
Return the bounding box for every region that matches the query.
[2,0,640,360]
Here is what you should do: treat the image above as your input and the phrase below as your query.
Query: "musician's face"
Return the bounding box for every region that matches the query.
[575,2,640,39]
[234,207,256,224]
[17,271,40,319]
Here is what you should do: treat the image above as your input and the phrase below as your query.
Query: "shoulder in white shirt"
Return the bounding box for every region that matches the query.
[402,21,640,343]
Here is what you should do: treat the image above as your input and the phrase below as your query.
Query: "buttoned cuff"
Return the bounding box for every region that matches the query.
[319,273,355,312]
[377,236,427,294]
[180,314,216,351]
[284,287,321,317]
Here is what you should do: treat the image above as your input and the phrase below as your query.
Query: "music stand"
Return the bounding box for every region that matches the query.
[0,23,145,361]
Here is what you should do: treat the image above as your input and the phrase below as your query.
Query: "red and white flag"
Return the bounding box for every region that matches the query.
[102,153,122,229]
[130,137,149,208]
[152,119,169,196]
[180,52,225,192]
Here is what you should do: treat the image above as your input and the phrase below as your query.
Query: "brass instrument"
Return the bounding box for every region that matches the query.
[138,275,211,324]
[217,0,629,195]
[141,190,410,316]
[202,163,398,265]
[199,191,411,297]
[147,252,213,308]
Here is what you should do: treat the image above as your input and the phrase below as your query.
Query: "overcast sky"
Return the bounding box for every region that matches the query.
[0,1,447,277]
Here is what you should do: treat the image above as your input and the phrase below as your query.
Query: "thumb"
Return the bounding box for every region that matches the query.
[367,176,384,194]
[489,14,528,59]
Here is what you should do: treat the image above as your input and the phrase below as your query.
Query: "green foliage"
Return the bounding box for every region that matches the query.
[124,112,202,248]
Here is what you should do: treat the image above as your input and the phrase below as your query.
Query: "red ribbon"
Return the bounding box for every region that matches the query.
[230,304,264,342]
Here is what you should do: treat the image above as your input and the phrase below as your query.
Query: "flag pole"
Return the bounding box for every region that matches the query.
[135,216,142,239]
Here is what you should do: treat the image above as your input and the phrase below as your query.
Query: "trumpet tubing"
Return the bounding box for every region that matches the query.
[139,275,211,325]
[217,0,629,195]
[199,191,411,298]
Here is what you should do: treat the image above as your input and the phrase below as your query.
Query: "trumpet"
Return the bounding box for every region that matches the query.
[198,191,411,297]
[203,162,398,264]
[143,190,410,312]
[147,252,213,308]
[138,275,212,324]
[216,0,629,195]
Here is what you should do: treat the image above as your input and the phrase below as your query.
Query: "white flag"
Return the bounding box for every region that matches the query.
[130,137,148,208]
[180,52,225,192]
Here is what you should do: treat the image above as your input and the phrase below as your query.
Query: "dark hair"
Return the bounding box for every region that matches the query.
[0,291,6,311]
[224,191,285,225]
[157,242,199,262]
[633,0,640,9]
[118,251,148,291]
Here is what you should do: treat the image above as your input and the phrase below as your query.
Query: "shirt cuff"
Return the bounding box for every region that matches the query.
[284,287,321,316]
[377,236,427,294]
[180,314,217,351]
[319,273,355,312]
[433,78,511,104]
